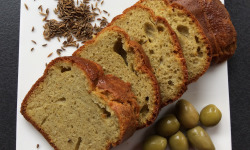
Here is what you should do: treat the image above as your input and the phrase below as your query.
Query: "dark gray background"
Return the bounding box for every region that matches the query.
[0,0,249,149]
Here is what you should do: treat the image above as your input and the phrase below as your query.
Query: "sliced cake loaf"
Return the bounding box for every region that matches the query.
[138,0,212,83]
[73,26,160,128]
[169,0,237,64]
[108,5,188,106]
[21,57,139,150]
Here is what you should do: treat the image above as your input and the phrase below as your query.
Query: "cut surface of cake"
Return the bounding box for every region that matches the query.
[21,57,139,150]
[73,26,160,128]
[138,0,212,83]
[108,5,188,106]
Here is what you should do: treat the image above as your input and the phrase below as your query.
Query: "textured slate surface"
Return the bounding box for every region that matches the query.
[0,0,249,149]
[226,0,250,148]
[0,1,20,150]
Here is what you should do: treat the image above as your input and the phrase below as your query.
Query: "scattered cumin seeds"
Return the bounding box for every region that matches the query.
[101,1,104,5]
[24,3,28,10]
[42,44,47,47]
[47,52,53,57]
[103,10,108,14]
[31,26,34,32]
[57,37,60,42]
[31,48,34,51]
[31,40,37,44]
[43,0,110,44]
[37,144,39,148]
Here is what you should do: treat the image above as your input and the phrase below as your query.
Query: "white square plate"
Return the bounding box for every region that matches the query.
[16,0,231,149]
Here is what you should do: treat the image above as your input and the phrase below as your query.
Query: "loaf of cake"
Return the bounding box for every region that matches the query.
[108,5,188,106]
[73,26,160,128]
[169,0,237,64]
[138,0,212,84]
[21,56,139,150]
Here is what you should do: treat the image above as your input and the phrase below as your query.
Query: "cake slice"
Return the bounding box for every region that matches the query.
[138,0,212,83]
[73,26,160,128]
[169,0,237,64]
[108,5,188,106]
[21,56,139,150]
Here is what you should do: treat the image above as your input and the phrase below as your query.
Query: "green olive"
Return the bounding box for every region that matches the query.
[169,131,189,150]
[187,126,215,150]
[200,104,222,126]
[143,135,167,150]
[175,99,199,129]
[156,114,180,137]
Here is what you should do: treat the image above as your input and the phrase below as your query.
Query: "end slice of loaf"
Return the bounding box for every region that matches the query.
[73,26,160,128]
[21,56,139,150]
[199,0,237,64]
[169,0,237,64]
[138,0,212,83]
[108,5,188,106]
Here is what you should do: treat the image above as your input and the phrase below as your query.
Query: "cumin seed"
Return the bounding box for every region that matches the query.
[47,52,53,57]
[31,40,37,44]
[32,26,34,32]
[24,3,28,10]
[56,49,62,56]
[31,48,34,51]
[38,5,43,12]
[61,46,65,50]
[46,8,49,15]
[42,44,47,47]
[39,12,46,16]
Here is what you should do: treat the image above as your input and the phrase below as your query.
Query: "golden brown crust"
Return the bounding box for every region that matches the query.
[169,0,237,64]
[200,0,237,64]
[73,26,161,128]
[169,0,219,61]
[94,75,139,148]
[96,74,139,143]
[108,5,188,106]
[21,56,139,150]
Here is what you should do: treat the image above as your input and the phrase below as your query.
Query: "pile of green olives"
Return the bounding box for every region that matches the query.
[142,99,222,150]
